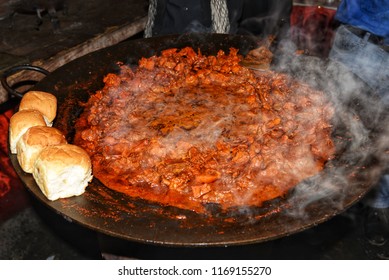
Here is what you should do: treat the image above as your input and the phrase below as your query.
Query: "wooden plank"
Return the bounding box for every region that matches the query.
[1,16,147,102]
[0,0,149,103]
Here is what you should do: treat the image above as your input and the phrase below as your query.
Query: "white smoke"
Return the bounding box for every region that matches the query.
[269,36,389,220]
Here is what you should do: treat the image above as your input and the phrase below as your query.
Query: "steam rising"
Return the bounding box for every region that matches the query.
[271,37,389,220]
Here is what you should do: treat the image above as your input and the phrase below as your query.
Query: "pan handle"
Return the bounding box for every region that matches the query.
[1,64,50,99]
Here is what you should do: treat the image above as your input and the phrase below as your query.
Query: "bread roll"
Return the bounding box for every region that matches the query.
[16,126,67,173]
[9,109,47,154]
[33,144,93,201]
[19,91,57,126]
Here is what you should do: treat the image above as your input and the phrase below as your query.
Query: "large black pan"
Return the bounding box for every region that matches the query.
[7,33,389,246]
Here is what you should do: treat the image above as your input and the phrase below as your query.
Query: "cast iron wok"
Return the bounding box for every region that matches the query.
[8,33,389,246]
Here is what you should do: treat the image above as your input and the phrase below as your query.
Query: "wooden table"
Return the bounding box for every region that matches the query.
[0,0,149,103]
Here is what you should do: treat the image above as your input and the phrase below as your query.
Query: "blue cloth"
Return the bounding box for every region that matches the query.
[329,25,389,100]
[335,0,389,44]
[329,24,389,209]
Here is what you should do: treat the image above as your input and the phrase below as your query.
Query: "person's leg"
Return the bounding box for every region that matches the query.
[363,176,389,245]
[366,175,389,209]
[329,24,389,246]
[329,25,389,96]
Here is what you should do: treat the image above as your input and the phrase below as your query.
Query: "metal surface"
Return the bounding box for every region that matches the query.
[1,64,49,99]
[0,64,49,114]
[7,33,388,246]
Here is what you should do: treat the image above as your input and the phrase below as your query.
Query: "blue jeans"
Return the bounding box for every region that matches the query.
[329,24,389,208]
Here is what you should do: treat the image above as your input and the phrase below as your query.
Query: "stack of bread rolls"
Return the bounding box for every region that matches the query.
[9,91,93,201]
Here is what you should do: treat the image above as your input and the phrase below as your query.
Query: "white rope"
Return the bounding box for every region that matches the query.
[144,0,157,38]
[210,0,230,34]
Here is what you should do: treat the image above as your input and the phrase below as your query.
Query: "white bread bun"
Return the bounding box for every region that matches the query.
[16,126,67,173]
[32,144,93,201]
[19,91,57,126]
[9,109,47,154]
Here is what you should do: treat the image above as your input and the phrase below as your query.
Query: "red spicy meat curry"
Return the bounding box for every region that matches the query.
[74,47,335,213]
